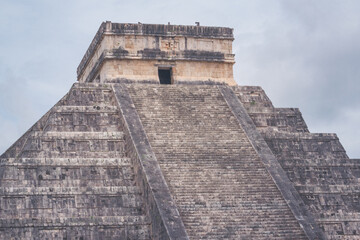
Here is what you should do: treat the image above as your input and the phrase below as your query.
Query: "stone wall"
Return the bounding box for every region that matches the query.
[96,59,234,85]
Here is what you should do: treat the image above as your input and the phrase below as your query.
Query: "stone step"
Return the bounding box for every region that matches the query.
[184,223,306,239]
[165,172,279,179]
[0,186,140,196]
[147,133,251,138]
[186,234,305,240]
[20,150,126,158]
[148,138,253,143]
[296,185,360,194]
[0,215,149,228]
[177,203,290,209]
[162,171,274,178]
[155,151,259,155]
[241,106,276,113]
[290,178,359,187]
[21,131,125,156]
[285,166,359,185]
[281,158,360,167]
[72,83,113,89]
[21,140,125,155]
[44,110,121,132]
[0,157,131,167]
[0,179,135,188]
[44,124,121,132]
[311,208,360,219]
[173,195,287,202]
[316,216,360,223]
[186,234,306,240]
[159,160,264,166]
[29,131,124,140]
[169,182,282,189]
[182,214,302,223]
[232,86,274,109]
[187,230,306,237]
[248,109,309,133]
[65,86,115,106]
[52,105,118,113]
[0,166,135,183]
[150,145,257,152]
[273,151,348,161]
[0,216,150,240]
[0,207,144,219]
[0,193,144,212]
[0,223,150,240]
[261,129,340,140]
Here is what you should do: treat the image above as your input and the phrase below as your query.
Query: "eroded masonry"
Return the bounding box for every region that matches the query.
[1,22,359,239]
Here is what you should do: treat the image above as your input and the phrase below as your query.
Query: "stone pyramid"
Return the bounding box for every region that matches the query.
[1,22,359,239]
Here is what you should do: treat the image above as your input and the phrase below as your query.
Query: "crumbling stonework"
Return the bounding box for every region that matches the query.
[1,22,359,239]
[0,84,151,239]
[232,86,360,239]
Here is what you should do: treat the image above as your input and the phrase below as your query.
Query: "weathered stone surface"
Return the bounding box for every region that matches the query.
[235,85,360,240]
[0,84,151,239]
[128,84,308,239]
[219,85,324,239]
[77,22,234,81]
[112,83,189,240]
[77,22,235,85]
[2,22,359,240]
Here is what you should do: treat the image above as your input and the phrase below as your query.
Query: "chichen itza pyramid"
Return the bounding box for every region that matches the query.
[1,21,359,239]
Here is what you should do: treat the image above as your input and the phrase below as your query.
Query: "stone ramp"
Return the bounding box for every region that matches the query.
[128,84,308,239]
[0,83,151,239]
[234,85,360,239]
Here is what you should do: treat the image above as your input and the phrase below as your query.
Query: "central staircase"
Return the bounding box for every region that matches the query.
[128,84,307,239]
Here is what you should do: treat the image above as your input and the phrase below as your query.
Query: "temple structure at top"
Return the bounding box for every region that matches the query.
[77,21,236,85]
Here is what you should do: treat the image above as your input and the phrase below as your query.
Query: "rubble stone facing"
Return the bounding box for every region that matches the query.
[0,83,151,239]
[234,85,360,239]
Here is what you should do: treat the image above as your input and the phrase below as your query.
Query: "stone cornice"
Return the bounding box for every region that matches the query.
[84,49,235,82]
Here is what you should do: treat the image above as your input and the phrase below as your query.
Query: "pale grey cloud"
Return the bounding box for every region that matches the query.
[0,0,359,157]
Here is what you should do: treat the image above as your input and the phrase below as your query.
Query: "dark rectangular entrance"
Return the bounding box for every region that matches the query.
[158,69,172,84]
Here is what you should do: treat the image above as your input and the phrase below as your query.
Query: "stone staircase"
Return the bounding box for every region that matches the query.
[128,84,307,239]
[234,86,360,239]
[2,81,358,239]
[0,83,151,239]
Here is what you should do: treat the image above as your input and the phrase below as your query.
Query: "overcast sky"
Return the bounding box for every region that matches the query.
[0,0,359,157]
